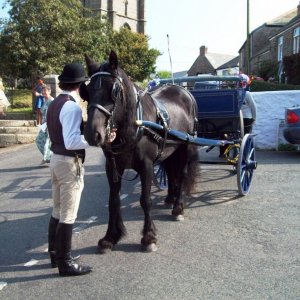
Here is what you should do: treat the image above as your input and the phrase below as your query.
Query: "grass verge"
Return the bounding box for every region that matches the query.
[6,89,33,113]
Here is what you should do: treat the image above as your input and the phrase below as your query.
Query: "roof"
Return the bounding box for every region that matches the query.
[238,7,298,53]
[265,8,297,26]
[216,56,239,70]
[173,70,187,78]
[188,51,236,75]
[204,53,236,69]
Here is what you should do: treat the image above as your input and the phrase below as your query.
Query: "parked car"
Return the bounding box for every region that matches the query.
[283,106,300,144]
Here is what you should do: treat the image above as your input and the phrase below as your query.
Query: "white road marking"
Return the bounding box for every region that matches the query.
[73,216,98,233]
[0,282,7,291]
[24,259,38,267]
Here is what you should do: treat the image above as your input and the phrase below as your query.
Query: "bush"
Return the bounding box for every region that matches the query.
[250,80,300,92]
[278,143,298,151]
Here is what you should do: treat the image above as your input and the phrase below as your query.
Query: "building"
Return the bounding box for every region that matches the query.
[188,46,237,76]
[239,1,300,82]
[82,0,145,34]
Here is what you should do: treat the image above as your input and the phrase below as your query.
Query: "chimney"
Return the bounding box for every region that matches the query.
[200,45,207,56]
[298,1,300,15]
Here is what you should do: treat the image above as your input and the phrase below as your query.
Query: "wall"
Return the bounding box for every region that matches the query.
[82,0,145,34]
[252,90,300,149]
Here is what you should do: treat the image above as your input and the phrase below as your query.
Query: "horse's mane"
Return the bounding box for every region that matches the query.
[117,68,140,143]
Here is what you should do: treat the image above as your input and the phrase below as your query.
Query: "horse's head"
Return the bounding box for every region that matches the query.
[81,51,124,147]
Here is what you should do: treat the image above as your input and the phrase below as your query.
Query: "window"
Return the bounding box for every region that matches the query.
[124,0,128,16]
[293,27,300,54]
[278,36,283,61]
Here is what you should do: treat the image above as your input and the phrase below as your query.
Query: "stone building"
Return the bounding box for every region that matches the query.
[188,46,237,76]
[239,1,300,82]
[82,0,145,34]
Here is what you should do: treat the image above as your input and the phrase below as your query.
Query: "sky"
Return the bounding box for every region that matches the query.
[146,0,300,72]
[0,0,299,72]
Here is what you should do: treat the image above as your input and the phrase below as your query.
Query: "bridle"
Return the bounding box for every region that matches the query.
[87,71,124,141]
[87,71,123,117]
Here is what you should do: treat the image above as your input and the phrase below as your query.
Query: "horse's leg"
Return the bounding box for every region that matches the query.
[170,145,200,221]
[164,160,177,208]
[97,160,126,254]
[139,160,157,252]
[165,148,186,221]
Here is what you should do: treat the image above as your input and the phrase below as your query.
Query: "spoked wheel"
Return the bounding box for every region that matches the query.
[237,134,257,196]
[153,162,168,190]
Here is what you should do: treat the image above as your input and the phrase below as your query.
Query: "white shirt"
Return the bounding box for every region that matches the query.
[59,90,90,150]
[241,91,257,120]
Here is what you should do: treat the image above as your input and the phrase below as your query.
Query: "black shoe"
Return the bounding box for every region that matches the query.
[49,251,81,268]
[55,222,92,276]
[58,260,92,277]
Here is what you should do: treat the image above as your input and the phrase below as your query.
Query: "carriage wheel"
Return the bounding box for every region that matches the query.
[237,134,257,196]
[153,163,168,190]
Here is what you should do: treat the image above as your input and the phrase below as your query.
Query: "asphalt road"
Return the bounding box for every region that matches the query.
[0,144,299,300]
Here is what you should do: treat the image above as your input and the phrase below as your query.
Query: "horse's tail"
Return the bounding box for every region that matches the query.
[183,144,201,195]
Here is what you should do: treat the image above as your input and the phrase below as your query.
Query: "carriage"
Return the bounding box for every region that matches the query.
[151,75,257,196]
[83,51,258,253]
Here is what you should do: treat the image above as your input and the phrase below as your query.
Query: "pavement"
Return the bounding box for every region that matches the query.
[0,143,299,299]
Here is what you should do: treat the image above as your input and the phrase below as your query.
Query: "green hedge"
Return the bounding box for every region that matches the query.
[250,80,300,92]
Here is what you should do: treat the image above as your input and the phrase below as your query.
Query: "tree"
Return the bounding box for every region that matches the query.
[0,0,112,82]
[256,60,278,81]
[111,28,161,82]
[0,1,161,84]
[283,53,300,85]
[156,70,171,79]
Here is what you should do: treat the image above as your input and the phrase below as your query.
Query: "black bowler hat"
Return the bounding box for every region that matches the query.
[58,63,89,83]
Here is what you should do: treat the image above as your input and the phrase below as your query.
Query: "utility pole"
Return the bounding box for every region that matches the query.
[246,0,250,74]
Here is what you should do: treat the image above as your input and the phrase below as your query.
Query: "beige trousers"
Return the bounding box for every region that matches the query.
[50,154,84,224]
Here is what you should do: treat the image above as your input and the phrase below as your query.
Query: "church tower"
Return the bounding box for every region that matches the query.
[82,0,146,34]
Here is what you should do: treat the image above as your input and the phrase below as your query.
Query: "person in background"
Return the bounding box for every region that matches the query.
[147,75,161,91]
[33,78,45,125]
[239,73,256,134]
[35,84,54,164]
[0,82,11,119]
[242,91,257,134]
[46,63,92,277]
[239,72,251,91]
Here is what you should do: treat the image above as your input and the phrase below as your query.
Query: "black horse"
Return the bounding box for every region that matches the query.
[81,51,199,253]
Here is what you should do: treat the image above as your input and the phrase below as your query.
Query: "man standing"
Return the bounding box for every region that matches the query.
[46,63,92,277]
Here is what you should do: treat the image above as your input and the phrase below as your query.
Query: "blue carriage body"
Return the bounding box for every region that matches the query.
[191,89,243,119]
[148,75,256,196]
[160,76,245,138]
[159,75,244,118]
[191,88,244,138]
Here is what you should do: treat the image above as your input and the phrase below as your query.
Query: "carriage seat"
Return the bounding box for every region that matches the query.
[191,88,244,138]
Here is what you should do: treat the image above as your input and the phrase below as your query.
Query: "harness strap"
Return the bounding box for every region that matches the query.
[152,99,169,161]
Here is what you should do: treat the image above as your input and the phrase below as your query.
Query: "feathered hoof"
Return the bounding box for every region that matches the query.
[173,214,184,221]
[97,239,113,254]
[141,243,158,253]
[96,246,112,254]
